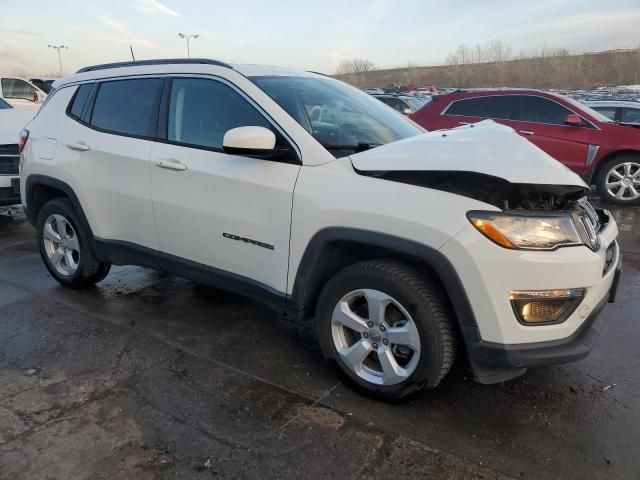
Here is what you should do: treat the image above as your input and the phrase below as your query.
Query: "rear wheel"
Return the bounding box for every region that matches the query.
[316,260,456,402]
[596,155,640,205]
[37,198,111,288]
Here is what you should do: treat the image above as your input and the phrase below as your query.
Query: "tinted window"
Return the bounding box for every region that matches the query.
[592,106,616,121]
[0,98,11,110]
[621,107,640,124]
[68,84,92,120]
[378,97,404,112]
[167,78,271,150]
[1,78,36,101]
[90,78,161,137]
[446,96,516,120]
[519,96,572,125]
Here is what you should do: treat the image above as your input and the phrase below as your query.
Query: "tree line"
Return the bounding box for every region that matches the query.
[335,43,640,90]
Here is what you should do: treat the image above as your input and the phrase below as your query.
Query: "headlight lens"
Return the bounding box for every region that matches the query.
[468,211,583,250]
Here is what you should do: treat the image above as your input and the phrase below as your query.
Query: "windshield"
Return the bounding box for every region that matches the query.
[561,95,613,123]
[250,75,423,157]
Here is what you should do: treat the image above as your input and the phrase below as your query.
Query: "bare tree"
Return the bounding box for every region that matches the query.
[335,58,376,75]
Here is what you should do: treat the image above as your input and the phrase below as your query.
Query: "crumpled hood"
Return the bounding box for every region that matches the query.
[351,120,587,188]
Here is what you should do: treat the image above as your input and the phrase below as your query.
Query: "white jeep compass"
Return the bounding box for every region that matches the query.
[19,59,621,401]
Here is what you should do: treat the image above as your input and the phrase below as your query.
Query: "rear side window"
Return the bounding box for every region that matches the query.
[167,78,271,150]
[591,106,616,121]
[621,108,640,124]
[518,96,572,125]
[445,96,517,120]
[90,78,162,138]
[68,84,92,120]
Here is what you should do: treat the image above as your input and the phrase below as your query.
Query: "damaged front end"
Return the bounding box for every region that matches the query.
[366,170,588,211]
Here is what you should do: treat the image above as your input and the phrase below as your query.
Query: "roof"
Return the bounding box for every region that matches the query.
[53,58,320,89]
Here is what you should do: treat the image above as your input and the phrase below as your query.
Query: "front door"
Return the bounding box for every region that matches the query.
[511,95,594,175]
[148,77,300,294]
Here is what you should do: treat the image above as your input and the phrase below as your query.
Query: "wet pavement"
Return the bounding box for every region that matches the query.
[0,200,638,480]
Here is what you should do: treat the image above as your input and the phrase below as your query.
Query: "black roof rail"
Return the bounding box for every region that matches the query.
[77,58,232,73]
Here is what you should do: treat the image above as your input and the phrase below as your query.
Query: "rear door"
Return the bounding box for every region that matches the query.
[509,95,595,174]
[63,77,162,249]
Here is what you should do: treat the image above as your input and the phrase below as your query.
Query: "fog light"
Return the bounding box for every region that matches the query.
[509,289,585,325]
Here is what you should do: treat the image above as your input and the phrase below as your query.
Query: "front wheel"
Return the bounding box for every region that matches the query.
[315,260,456,402]
[595,156,640,205]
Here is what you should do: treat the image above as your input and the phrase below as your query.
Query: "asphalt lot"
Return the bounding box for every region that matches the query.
[0,200,638,480]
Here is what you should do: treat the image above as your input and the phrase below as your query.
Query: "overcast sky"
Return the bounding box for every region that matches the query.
[1,0,639,76]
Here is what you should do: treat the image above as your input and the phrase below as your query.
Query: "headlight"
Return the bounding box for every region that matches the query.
[467,211,583,250]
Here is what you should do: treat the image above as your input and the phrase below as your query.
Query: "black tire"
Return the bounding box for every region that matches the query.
[36,198,111,289]
[595,155,640,205]
[315,260,456,402]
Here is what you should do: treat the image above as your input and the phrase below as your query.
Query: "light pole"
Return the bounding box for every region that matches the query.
[178,33,199,58]
[48,44,68,76]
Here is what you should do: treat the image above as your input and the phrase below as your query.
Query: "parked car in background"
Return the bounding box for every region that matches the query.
[19,59,620,400]
[411,88,640,204]
[0,77,46,107]
[0,98,31,206]
[364,87,384,95]
[584,101,640,124]
[30,77,58,94]
[373,94,428,115]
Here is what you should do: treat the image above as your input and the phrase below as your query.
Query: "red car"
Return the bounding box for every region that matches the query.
[410,89,640,204]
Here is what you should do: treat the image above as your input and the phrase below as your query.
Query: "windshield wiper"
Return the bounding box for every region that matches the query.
[321,142,382,153]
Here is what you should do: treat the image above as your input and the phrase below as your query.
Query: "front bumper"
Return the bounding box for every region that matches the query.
[0,177,20,207]
[440,209,620,383]
[469,249,619,362]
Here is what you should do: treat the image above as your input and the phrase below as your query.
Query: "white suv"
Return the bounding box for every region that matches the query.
[19,59,621,401]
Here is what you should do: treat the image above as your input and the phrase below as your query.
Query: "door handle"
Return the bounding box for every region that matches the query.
[519,130,535,136]
[156,159,188,171]
[66,142,90,151]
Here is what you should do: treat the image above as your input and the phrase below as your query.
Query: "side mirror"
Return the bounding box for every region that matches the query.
[403,107,412,115]
[564,113,584,127]
[222,126,276,157]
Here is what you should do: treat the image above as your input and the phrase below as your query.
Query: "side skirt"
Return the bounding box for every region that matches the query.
[94,238,289,308]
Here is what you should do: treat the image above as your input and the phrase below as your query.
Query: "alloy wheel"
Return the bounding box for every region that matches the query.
[331,289,421,386]
[605,161,640,200]
[42,214,80,276]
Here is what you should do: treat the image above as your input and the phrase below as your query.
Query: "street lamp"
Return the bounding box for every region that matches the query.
[178,33,199,58]
[48,44,68,76]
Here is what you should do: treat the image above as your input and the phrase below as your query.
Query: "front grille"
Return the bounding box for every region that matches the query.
[0,144,19,175]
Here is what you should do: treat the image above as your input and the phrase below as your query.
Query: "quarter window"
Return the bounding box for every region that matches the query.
[68,84,93,120]
[90,78,162,138]
[167,78,272,150]
[1,78,37,101]
[445,96,517,120]
[518,96,572,125]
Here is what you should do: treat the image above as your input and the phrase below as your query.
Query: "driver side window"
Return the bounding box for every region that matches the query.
[1,78,37,101]
[167,78,272,151]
